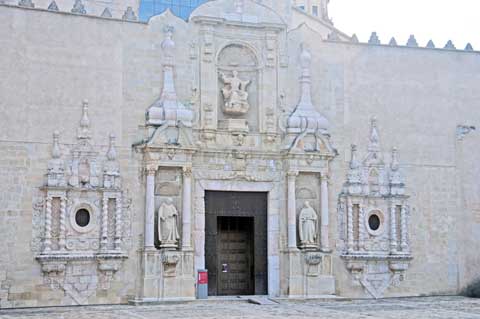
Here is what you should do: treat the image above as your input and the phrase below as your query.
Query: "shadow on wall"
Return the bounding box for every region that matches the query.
[462,279,480,298]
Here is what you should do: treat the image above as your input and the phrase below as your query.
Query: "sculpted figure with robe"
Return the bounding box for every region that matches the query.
[219,70,251,115]
[299,201,318,248]
[158,198,180,248]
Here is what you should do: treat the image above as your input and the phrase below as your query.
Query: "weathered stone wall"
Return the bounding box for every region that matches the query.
[0,1,480,306]
[287,25,480,296]
[1,0,140,19]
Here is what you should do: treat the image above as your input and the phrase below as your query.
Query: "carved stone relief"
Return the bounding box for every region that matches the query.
[339,118,412,298]
[34,100,129,304]
[219,70,251,115]
[217,44,258,132]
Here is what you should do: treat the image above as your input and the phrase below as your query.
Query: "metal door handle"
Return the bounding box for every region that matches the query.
[222,263,228,273]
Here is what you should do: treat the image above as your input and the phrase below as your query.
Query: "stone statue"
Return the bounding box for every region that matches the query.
[219,70,251,115]
[299,201,318,248]
[158,198,180,249]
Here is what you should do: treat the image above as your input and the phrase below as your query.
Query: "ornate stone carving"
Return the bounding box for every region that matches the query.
[282,44,334,154]
[35,101,128,304]
[305,252,323,277]
[299,201,318,250]
[158,198,180,249]
[47,131,66,187]
[219,71,251,116]
[146,26,195,146]
[161,251,180,277]
[339,118,412,298]
[103,134,121,189]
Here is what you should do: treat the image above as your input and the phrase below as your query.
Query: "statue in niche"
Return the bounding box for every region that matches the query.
[158,198,180,249]
[219,70,251,115]
[299,201,318,249]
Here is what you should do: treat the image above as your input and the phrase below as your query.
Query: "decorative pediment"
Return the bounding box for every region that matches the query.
[190,0,285,27]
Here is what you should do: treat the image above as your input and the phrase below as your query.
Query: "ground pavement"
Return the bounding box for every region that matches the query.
[1,296,480,319]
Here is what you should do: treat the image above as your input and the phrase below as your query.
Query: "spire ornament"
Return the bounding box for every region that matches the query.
[282,44,333,154]
[146,25,194,145]
[77,100,91,141]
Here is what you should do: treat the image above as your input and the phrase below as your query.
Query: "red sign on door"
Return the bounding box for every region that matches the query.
[198,271,208,285]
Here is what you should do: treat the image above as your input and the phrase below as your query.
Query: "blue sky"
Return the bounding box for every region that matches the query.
[330,0,478,49]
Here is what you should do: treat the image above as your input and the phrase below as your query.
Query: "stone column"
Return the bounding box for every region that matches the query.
[390,202,398,254]
[287,171,298,249]
[182,167,192,250]
[101,195,109,250]
[358,204,365,251]
[44,196,52,252]
[347,198,354,253]
[145,167,157,250]
[320,174,330,251]
[115,194,123,250]
[400,205,408,252]
[59,197,67,251]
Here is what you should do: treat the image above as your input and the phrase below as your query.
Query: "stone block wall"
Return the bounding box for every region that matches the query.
[0,1,480,306]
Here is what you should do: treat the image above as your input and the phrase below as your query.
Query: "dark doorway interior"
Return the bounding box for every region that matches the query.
[205,191,268,296]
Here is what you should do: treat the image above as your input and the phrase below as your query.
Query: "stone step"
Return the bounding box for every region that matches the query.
[246,297,279,305]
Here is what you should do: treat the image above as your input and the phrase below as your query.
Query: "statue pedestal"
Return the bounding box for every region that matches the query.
[300,244,319,251]
[284,250,335,298]
[218,119,249,132]
[160,242,178,250]
[136,249,195,303]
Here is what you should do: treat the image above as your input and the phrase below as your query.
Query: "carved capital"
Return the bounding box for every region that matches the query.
[287,171,299,178]
[145,166,157,176]
[182,166,193,177]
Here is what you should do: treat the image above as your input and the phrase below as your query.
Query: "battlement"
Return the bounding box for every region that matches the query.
[324,30,478,54]
[0,0,140,20]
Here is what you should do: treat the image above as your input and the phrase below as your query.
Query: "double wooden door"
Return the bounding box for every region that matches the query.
[217,216,253,295]
[205,191,268,296]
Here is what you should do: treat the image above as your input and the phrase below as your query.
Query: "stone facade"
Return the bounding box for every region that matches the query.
[0,0,480,308]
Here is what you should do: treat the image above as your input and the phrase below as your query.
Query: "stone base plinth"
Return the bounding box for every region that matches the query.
[139,249,195,302]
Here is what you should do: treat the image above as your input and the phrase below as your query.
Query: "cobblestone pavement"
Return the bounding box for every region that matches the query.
[1,296,480,319]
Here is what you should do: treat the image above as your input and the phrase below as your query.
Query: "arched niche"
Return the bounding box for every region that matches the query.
[217,43,260,132]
